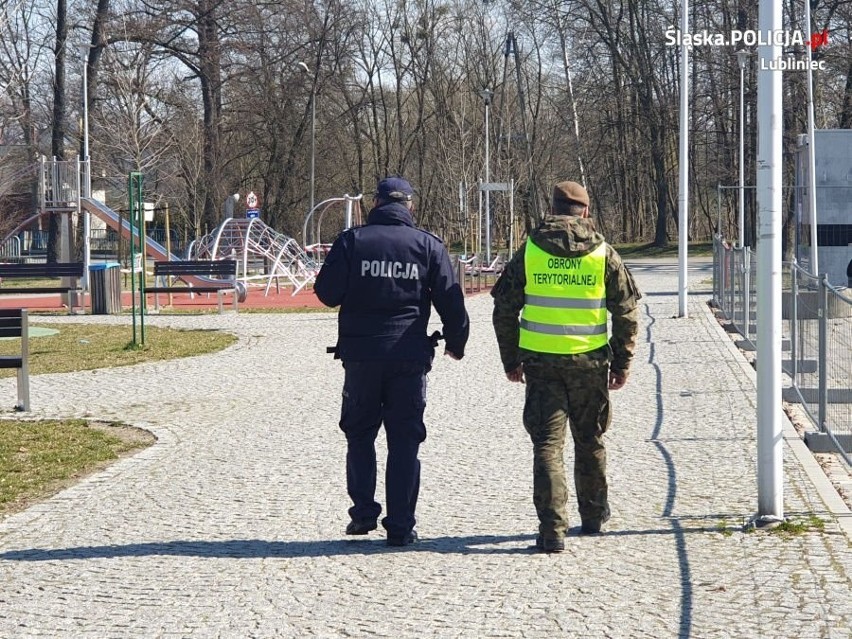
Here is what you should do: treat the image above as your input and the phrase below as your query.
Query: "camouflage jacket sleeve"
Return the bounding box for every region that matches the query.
[605,245,642,376]
[490,246,527,373]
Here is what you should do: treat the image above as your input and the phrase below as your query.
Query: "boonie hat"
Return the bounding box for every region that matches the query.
[376,176,414,202]
[552,180,589,208]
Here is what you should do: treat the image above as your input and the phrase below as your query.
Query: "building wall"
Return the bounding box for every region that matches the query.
[796,129,852,287]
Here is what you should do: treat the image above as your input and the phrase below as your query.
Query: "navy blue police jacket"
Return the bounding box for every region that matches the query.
[314,202,469,364]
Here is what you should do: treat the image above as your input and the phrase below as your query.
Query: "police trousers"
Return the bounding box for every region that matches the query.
[339,359,428,537]
[522,362,611,538]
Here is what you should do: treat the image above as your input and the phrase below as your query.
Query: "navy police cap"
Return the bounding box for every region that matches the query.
[376,176,414,202]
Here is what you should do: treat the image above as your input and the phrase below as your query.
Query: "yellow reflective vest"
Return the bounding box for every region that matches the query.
[519,239,608,354]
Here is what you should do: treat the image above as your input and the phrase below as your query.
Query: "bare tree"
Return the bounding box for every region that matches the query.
[46,0,69,262]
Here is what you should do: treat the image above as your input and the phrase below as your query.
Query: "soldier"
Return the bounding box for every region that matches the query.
[491,180,640,553]
[315,176,469,547]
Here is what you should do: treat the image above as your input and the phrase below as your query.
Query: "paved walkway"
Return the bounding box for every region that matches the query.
[0,258,849,638]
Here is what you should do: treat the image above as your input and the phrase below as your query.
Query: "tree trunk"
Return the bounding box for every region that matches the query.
[198,0,223,232]
[47,0,68,264]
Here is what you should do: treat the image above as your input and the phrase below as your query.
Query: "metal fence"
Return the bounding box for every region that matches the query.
[455,255,483,295]
[714,243,757,348]
[453,254,506,295]
[2,228,189,266]
[40,156,79,209]
[713,236,851,465]
[88,228,187,258]
[0,236,21,259]
[0,232,47,262]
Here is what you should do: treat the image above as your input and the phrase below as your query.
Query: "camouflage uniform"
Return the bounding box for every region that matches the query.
[491,214,641,539]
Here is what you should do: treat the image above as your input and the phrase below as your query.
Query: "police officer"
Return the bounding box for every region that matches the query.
[315,176,469,547]
[491,180,640,553]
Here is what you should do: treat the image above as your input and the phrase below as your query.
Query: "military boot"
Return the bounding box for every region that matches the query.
[535,536,565,553]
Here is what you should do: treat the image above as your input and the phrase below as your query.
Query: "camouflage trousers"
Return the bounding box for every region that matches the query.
[522,362,611,538]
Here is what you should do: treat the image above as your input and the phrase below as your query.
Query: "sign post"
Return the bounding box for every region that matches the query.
[246,191,261,219]
[479,182,513,264]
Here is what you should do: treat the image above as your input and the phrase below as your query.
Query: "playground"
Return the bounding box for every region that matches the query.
[0,159,365,313]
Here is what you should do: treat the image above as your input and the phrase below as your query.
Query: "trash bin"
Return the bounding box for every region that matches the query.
[89,262,122,314]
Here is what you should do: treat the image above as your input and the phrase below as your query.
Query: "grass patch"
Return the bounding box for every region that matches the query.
[769,515,826,536]
[613,241,714,257]
[0,321,231,518]
[148,305,336,315]
[0,419,155,517]
[0,323,237,377]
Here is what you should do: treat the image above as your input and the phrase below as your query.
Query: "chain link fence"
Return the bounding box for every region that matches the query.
[713,236,851,466]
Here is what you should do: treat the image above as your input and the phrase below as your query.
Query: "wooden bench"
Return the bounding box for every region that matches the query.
[0,309,30,411]
[146,260,239,313]
[0,262,85,313]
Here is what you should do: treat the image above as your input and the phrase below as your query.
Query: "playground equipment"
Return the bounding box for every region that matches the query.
[2,157,340,298]
[302,194,364,247]
[187,217,321,296]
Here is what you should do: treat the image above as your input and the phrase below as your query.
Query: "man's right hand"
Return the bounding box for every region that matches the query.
[608,371,627,390]
[444,349,462,361]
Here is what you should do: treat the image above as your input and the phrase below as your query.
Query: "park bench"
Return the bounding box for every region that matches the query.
[0,262,85,312]
[0,308,30,411]
[147,259,239,313]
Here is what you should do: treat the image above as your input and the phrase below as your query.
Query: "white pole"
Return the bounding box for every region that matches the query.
[82,50,90,188]
[345,196,352,230]
[509,178,515,259]
[804,0,819,276]
[477,180,483,257]
[716,184,722,238]
[479,88,493,263]
[755,0,784,523]
[737,50,749,249]
[484,96,491,264]
[81,47,91,291]
[459,181,465,257]
[677,0,689,318]
[297,62,316,217]
[310,86,316,216]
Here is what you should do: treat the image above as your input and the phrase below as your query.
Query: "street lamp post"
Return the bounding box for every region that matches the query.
[297,62,316,223]
[736,49,749,249]
[676,0,689,318]
[81,48,90,191]
[81,45,91,292]
[478,88,493,264]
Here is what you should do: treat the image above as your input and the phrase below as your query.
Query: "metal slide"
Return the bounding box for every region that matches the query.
[80,197,231,289]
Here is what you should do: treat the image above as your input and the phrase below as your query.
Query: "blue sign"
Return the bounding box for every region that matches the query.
[246,208,261,219]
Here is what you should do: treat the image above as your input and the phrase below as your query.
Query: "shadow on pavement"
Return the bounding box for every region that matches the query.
[0,522,756,562]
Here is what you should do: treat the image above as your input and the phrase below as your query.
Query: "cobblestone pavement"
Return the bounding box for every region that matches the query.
[0,259,849,638]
